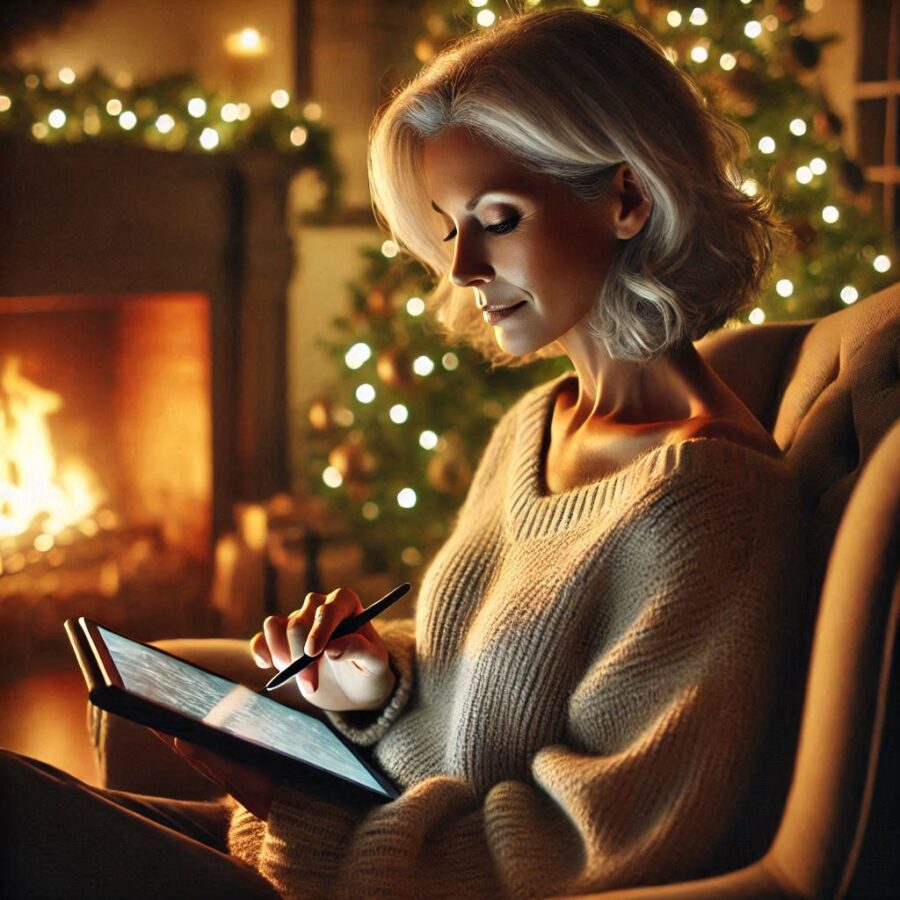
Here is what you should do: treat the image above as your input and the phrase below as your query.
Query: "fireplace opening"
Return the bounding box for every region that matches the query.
[0,292,214,664]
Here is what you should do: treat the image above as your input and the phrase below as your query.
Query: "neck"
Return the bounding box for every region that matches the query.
[555,330,716,434]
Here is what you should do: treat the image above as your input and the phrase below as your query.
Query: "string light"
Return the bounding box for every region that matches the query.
[48,108,66,128]
[476,9,496,26]
[413,355,435,376]
[0,95,10,112]
[345,342,372,370]
[24,74,40,89]
[362,502,379,520]
[271,89,290,109]
[748,307,766,324]
[106,98,123,115]
[776,279,794,297]
[236,103,251,120]
[156,113,175,133]
[822,205,839,224]
[789,118,807,136]
[763,15,780,31]
[810,157,827,175]
[690,44,709,63]
[221,102,239,122]
[744,21,763,39]
[389,404,409,424]
[406,297,425,316]
[873,254,892,272]
[322,466,343,488]
[187,97,207,118]
[719,53,737,70]
[290,126,308,146]
[401,547,423,567]
[199,126,219,149]
[356,383,376,403]
[397,488,417,509]
[840,286,859,305]
[667,11,682,27]
[441,352,459,371]
[419,430,438,450]
[119,110,137,130]
[795,165,813,184]
[302,102,322,120]
[381,240,398,258]
[83,106,100,134]
[689,8,708,26]
[758,136,776,154]
[740,177,759,196]
[582,0,601,6]
[468,0,489,6]
[58,67,76,85]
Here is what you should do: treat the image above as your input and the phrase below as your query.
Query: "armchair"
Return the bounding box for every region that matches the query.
[91,284,900,897]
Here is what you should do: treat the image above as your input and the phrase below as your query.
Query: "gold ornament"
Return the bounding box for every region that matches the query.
[365,286,394,317]
[376,347,413,388]
[308,398,334,431]
[328,436,375,482]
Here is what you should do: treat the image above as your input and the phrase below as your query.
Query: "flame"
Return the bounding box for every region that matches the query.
[0,356,105,539]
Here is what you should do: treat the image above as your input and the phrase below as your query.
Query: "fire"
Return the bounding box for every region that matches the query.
[0,356,104,539]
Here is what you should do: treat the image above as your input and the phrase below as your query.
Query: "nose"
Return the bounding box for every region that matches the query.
[449,230,494,289]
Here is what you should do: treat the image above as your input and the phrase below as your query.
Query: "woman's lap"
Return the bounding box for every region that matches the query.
[0,749,280,899]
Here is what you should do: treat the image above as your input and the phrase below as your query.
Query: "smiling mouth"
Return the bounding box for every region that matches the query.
[482,301,527,326]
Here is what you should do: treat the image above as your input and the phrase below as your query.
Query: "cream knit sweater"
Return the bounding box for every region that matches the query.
[229,375,804,899]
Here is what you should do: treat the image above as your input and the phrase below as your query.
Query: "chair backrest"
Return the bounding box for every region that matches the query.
[698,282,900,596]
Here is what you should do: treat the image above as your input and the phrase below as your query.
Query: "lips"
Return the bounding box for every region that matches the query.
[482,300,527,326]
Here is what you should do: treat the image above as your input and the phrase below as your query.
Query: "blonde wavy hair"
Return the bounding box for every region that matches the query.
[368,7,786,364]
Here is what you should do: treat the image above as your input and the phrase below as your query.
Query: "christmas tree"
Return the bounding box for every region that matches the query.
[300,0,896,577]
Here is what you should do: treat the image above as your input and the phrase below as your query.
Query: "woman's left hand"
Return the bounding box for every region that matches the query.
[152,732,276,820]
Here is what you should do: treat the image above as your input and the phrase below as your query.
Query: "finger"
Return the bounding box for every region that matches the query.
[324,633,389,674]
[305,588,361,656]
[263,614,292,670]
[296,664,318,697]
[249,632,272,668]
[286,593,324,660]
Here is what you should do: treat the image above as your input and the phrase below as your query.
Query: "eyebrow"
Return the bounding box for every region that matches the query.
[430,192,488,216]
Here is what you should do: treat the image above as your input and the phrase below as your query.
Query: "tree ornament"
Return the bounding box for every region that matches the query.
[812,108,844,139]
[308,398,334,431]
[328,435,375,481]
[376,347,413,388]
[426,433,472,496]
[366,286,394,317]
[791,35,821,70]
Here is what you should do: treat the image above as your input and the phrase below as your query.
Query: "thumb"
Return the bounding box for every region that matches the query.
[324,633,388,673]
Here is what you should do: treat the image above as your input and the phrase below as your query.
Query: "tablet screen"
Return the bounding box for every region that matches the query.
[97,626,391,797]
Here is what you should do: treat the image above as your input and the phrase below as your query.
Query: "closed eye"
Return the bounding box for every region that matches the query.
[442,214,521,242]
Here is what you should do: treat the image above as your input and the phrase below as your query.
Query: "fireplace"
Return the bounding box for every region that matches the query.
[0,137,297,659]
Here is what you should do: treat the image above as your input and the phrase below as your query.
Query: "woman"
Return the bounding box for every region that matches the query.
[1,8,804,898]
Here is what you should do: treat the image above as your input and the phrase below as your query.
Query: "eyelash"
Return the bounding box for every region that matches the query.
[442,214,520,242]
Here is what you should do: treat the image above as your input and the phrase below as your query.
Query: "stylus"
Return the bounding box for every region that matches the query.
[264,582,412,691]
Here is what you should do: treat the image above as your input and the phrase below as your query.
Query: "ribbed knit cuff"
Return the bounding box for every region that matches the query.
[325,626,415,747]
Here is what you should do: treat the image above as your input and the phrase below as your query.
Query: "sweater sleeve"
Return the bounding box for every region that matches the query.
[233,464,804,899]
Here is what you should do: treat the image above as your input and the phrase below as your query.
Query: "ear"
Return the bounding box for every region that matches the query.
[610,164,651,240]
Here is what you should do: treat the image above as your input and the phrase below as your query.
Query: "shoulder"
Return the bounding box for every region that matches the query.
[673,413,781,460]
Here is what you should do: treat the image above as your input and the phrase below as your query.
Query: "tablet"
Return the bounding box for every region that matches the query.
[65,617,399,800]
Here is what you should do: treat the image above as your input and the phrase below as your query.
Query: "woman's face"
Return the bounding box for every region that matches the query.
[422,126,620,357]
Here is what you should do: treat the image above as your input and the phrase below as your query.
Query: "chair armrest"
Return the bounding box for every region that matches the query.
[90,638,266,798]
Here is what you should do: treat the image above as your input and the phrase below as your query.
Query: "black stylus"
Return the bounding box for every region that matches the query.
[264,582,411,691]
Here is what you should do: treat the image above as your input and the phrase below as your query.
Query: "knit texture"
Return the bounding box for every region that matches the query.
[229,375,804,899]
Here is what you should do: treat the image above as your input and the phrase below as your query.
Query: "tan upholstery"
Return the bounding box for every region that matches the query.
[92,284,900,895]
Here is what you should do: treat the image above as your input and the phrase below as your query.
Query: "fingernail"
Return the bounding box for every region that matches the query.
[326,647,342,659]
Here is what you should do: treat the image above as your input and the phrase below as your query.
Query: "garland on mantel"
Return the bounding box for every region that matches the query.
[0,65,342,214]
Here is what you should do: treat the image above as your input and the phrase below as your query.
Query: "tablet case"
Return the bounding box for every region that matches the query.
[63,618,399,800]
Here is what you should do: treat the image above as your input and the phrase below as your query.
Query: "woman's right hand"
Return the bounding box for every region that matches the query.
[250,587,396,713]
